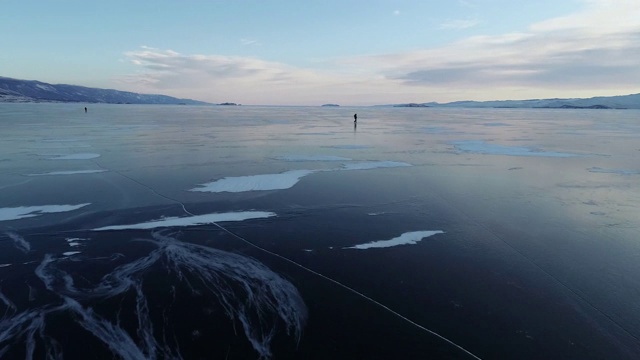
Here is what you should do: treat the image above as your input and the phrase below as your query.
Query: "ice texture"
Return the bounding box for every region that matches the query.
[341,161,412,171]
[5,231,307,359]
[275,155,352,162]
[48,153,101,160]
[26,170,106,176]
[452,140,577,157]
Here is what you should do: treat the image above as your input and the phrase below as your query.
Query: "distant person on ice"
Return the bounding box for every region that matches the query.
[353,113,357,123]
[84,107,87,113]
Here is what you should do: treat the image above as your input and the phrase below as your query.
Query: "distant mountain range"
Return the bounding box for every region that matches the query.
[389,93,640,109]
[0,76,209,105]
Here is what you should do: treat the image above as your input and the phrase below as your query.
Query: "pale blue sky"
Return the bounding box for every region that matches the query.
[2,0,639,105]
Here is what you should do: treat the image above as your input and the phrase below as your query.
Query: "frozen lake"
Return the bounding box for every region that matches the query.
[1,103,639,359]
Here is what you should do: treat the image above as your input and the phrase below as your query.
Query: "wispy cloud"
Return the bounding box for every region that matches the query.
[120,47,380,104]
[240,38,259,46]
[439,18,479,30]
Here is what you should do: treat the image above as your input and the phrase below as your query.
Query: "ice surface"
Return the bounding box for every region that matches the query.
[452,140,578,157]
[0,204,91,222]
[345,231,444,249]
[26,170,106,176]
[48,153,101,160]
[2,104,640,359]
[275,155,352,162]
[93,211,276,230]
[326,145,371,149]
[340,161,412,171]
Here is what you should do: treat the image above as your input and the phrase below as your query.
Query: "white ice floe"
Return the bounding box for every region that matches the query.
[62,251,81,257]
[48,153,101,160]
[452,140,577,157]
[0,204,91,222]
[190,170,316,193]
[93,211,276,231]
[341,161,412,171]
[275,155,352,162]
[587,167,640,175]
[345,230,444,249]
[26,170,106,176]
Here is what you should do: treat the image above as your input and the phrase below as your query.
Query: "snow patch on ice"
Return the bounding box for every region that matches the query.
[0,204,90,222]
[345,231,444,249]
[0,264,12,268]
[66,238,89,247]
[49,153,101,160]
[27,170,106,176]
[452,140,577,157]
[190,170,316,193]
[587,167,640,175]
[93,211,276,231]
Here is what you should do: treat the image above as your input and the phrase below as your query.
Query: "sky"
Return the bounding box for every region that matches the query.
[1,0,639,105]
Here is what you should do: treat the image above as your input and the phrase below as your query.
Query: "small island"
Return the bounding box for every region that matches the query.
[321,104,340,107]
[393,103,429,107]
[217,102,240,106]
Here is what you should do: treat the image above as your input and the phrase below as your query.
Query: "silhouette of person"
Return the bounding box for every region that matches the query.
[84,107,87,113]
[353,113,357,122]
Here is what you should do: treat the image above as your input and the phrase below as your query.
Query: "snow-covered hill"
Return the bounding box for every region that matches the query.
[0,77,209,105]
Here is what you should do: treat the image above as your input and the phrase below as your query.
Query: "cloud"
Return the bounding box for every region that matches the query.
[358,0,640,98]
[118,1,640,104]
[120,47,384,104]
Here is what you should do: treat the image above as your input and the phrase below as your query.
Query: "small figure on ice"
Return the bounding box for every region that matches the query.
[84,107,87,113]
[353,113,357,123]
